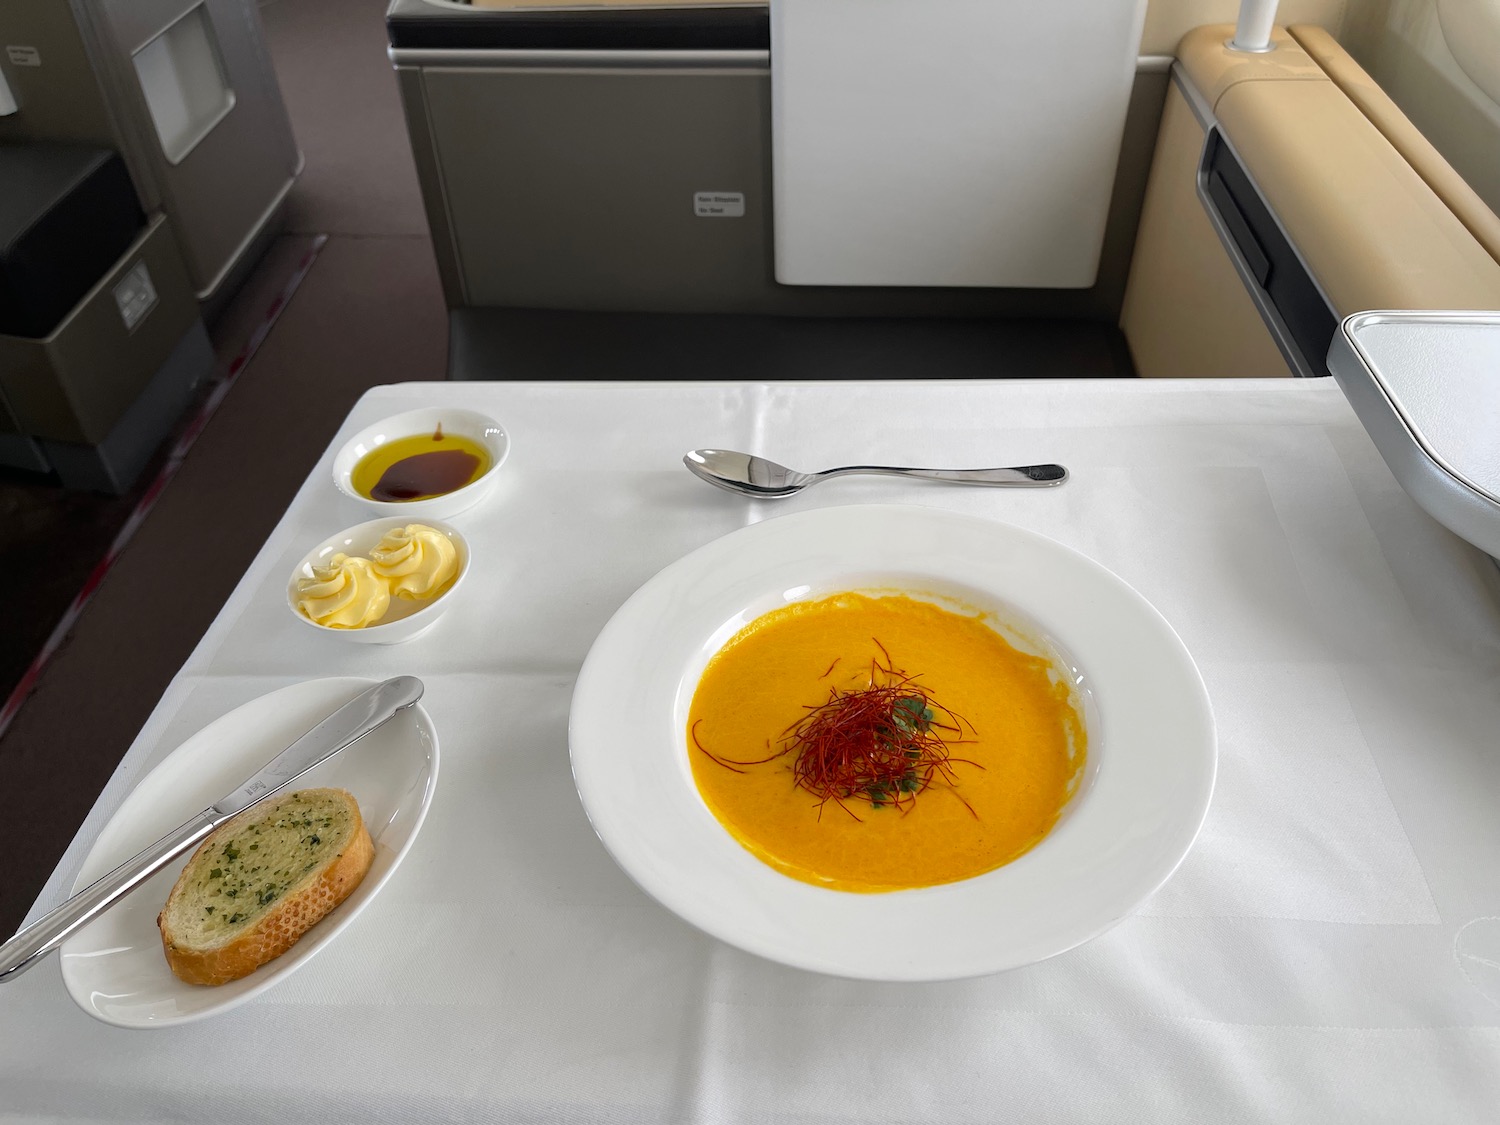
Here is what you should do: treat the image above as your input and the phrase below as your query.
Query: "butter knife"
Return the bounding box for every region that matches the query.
[0,675,424,983]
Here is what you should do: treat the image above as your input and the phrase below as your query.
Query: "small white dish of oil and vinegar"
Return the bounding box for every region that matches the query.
[287,517,469,644]
[333,407,509,519]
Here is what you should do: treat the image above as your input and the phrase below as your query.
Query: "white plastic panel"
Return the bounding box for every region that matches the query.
[1328,311,1500,560]
[771,0,1149,288]
[1346,313,1500,503]
[132,4,235,164]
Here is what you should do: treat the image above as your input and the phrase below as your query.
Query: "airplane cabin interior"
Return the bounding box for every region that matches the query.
[1,0,1499,1116]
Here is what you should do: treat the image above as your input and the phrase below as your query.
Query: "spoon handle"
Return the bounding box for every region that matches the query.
[819,464,1068,486]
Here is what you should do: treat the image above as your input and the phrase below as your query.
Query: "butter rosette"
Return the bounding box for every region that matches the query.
[296,552,391,628]
[369,523,458,600]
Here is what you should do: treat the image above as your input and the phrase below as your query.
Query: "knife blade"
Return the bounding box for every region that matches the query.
[0,675,424,983]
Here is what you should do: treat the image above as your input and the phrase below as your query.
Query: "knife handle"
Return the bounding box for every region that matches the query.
[0,812,217,983]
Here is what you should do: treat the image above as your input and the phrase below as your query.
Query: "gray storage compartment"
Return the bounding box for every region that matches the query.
[0,215,211,492]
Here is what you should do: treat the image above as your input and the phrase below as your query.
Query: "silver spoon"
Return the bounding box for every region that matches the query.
[684,449,1067,498]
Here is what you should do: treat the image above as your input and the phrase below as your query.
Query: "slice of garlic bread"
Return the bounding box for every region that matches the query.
[158,788,374,986]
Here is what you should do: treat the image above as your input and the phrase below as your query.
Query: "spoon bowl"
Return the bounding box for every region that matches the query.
[684,449,1067,498]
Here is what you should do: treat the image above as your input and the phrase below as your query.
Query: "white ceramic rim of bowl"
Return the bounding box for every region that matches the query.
[568,504,1217,982]
[332,407,509,516]
[286,516,469,641]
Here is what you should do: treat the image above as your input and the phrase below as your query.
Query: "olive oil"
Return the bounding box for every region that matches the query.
[351,426,490,502]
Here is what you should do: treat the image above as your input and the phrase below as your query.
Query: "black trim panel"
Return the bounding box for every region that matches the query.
[1206,170,1270,288]
[387,6,770,51]
[1204,131,1337,377]
[448,308,1138,381]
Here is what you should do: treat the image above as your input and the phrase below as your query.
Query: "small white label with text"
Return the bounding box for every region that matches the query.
[694,192,745,218]
[114,262,158,332]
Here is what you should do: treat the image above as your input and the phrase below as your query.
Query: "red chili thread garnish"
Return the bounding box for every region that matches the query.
[691,720,781,774]
[695,643,979,818]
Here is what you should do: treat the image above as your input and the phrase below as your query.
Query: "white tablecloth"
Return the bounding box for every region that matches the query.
[6,379,1500,1123]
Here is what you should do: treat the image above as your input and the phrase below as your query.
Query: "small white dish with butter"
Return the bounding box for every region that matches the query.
[287,517,469,644]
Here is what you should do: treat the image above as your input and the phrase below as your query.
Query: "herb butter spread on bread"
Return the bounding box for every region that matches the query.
[158,788,374,986]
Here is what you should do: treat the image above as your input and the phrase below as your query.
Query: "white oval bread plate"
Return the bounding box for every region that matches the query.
[569,505,1216,981]
[59,678,439,1028]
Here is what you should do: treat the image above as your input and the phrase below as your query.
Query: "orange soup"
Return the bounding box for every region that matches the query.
[687,592,1085,892]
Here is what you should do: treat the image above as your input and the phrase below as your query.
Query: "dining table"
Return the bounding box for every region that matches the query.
[4,376,1500,1123]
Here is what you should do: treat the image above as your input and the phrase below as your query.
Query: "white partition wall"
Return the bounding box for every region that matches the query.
[771,0,1150,287]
